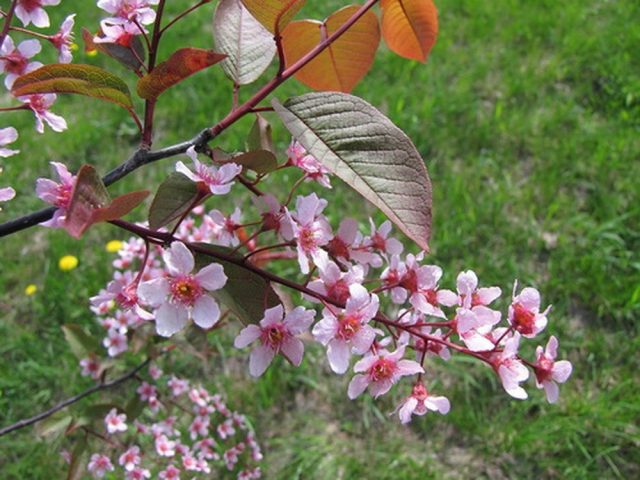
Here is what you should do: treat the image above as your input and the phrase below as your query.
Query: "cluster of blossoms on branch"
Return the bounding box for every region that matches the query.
[72,364,262,479]
[49,140,574,430]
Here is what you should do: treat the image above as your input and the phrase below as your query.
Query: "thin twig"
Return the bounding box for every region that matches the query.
[0,358,152,437]
[0,0,17,50]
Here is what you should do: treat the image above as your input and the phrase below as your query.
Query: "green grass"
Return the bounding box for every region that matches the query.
[1,0,639,478]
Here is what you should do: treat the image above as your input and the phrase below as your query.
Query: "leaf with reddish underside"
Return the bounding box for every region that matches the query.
[193,243,281,326]
[82,27,146,72]
[65,165,149,238]
[214,0,276,85]
[148,172,200,231]
[281,5,380,93]
[273,92,432,251]
[136,48,226,100]
[240,0,306,34]
[380,0,438,62]
[247,114,275,154]
[11,64,134,111]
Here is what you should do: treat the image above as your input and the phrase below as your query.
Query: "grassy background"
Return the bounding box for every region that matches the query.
[1,0,639,478]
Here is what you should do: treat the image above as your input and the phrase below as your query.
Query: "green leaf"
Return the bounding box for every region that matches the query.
[62,324,100,359]
[232,150,278,174]
[35,411,73,440]
[193,243,281,325]
[125,394,146,421]
[12,64,133,111]
[273,92,433,251]
[148,172,200,230]
[247,113,275,153]
[214,0,276,85]
[137,48,226,100]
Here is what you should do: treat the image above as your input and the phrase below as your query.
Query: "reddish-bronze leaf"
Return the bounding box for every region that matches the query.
[380,0,438,62]
[136,48,226,100]
[281,5,380,93]
[240,0,306,34]
[65,165,148,238]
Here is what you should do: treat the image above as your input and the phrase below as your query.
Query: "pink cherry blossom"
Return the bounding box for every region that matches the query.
[0,127,19,157]
[287,139,331,188]
[119,445,141,471]
[49,14,75,63]
[307,261,364,305]
[534,336,572,403]
[94,21,144,46]
[35,161,76,228]
[364,219,403,256]
[103,327,128,357]
[98,0,160,25]
[491,332,529,399]
[508,284,550,338]
[158,464,180,479]
[312,284,380,374]
[397,256,457,318]
[189,415,210,440]
[283,193,332,274]
[234,304,315,377]
[137,381,157,401]
[176,147,242,195]
[20,93,67,133]
[137,241,227,337]
[348,346,424,399]
[149,364,163,379]
[455,270,501,309]
[79,356,101,380]
[155,434,177,457]
[168,376,190,396]
[15,0,60,28]
[105,408,128,434]
[87,453,114,478]
[0,36,42,89]
[253,193,291,237]
[205,207,242,246]
[125,467,151,480]
[397,382,450,424]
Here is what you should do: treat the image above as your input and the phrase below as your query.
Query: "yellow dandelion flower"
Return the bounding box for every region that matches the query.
[106,240,123,253]
[59,255,79,271]
[25,284,37,296]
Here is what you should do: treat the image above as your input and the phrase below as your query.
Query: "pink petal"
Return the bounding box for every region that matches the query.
[351,326,376,354]
[327,339,350,374]
[280,337,304,366]
[398,397,418,424]
[260,305,284,327]
[175,160,199,182]
[155,303,189,337]
[517,287,540,310]
[234,325,261,348]
[551,360,572,383]
[192,295,220,329]
[18,39,41,57]
[137,278,169,307]
[543,380,559,404]
[437,289,458,307]
[311,313,338,345]
[462,332,495,352]
[369,378,394,398]
[163,241,194,275]
[477,286,501,305]
[195,263,227,291]
[425,395,450,414]
[353,355,378,374]
[347,374,370,399]
[546,335,559,358]
[249,344,275,377]
[31,8,51,29]
[0,186,15,202]
[456,270,478,297]
[284,307,314,334]
[396,359,424,377]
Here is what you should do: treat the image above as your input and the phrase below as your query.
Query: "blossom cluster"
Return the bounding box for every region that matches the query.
[68,141,573,431]
[70,365,262,479]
